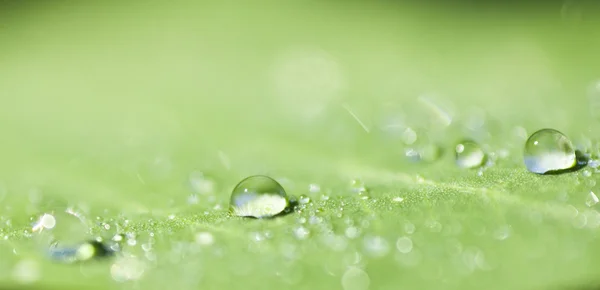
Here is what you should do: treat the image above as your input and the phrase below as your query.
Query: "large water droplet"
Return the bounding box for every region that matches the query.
[455,140,486,169]
[229,175,289,218]
[524,128,576,174]
[31,208,90,245]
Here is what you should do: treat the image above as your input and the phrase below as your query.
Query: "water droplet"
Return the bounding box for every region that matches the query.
[363,236,390,257]
[392,197,404,203]
[586,191,599,207]
[406,144,443,163]
[309,183,321,193]
[349,179,367,195]
[404,222,416,234]
[229,175,289,218]
[455,140,486,169]
[401,127,417,145]
[395,236,413,254]
[341,267,370,290]
[493,225,512,241]
[345,227,360,239]
[524,128,576,174]
[194,232,215,246]
[298,195,311,205]
[31,209,90,245]
[188,171,215,195]
[293,226,310,240]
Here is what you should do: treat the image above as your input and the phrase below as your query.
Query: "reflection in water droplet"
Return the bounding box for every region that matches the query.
[229,175,289,218]
[524,129,576,174]
[341,267,370,290]
[455,140,486,169]
[48,240,112,263]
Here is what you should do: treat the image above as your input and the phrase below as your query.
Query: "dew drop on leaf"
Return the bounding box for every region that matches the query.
[455,140,486,169]
[524,128,576,174]
[229,175,289,218]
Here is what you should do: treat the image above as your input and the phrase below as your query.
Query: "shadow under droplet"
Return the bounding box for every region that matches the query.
[87,240,114,258]
[540,150,589,175]
[273,198,299,218]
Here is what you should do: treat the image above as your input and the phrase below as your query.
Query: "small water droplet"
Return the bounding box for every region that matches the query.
[493,225,512,240]
[582,169,592,177]
[392,197,404,203]
[404,222,416,234]
[293,226,310,240]
[308,183,321,193]
[406,144,443,163]
[345,227,360,239]
[395,236,413,253]
[401,127,418,145]
[194,232,215,246]
[524,129,577,174]
[298,195,311,205]
[229,175,289,218]
[455,140,486,169]
[586,191,599,207]
[189,171,215,195]
[349,179,368,195]
[363,236,390,257]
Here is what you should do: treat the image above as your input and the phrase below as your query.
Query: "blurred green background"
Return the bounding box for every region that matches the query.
[1,1,600,289]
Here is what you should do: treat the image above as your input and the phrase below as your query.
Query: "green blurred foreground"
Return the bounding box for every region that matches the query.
[1,1,600,289]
